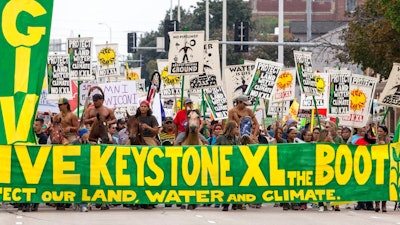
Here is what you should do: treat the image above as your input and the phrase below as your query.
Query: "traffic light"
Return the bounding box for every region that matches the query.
[234,20,249,52]
[164,20,179,51]
[127,32,136,53]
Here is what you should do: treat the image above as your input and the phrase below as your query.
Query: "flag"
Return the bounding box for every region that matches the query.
[0,1,54,144]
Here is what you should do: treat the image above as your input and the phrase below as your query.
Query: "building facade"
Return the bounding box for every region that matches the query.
[249,0,365,21]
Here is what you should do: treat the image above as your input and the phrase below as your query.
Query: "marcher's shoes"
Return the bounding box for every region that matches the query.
[222,206,229,211]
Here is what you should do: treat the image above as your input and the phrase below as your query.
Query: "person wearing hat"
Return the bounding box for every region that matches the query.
[52,97,79,143]
[173,98,207,145]
[227,95,259,142]
[84,93,117,128]
[282,118,298,140]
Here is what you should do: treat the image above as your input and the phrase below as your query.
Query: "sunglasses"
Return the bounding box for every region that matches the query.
[58,103,66,106]
[165,121,173,124]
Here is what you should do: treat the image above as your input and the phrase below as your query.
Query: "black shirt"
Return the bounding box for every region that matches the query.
[36,132,48,144]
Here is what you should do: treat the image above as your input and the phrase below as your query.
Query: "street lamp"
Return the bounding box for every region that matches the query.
[98,22,112,43]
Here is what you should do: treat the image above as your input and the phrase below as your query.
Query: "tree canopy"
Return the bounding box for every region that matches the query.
[131,0,295,82]
[340,0,400,79]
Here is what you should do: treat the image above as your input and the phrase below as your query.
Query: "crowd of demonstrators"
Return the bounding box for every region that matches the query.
[31,93,394,213]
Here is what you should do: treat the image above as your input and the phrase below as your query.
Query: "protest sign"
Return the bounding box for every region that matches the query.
[96,44,120,78]
[168,31,204,76]
[184,40,221,90]
[327,70,351,117]
[299,73,330,110]
[204,87,229,120]
[340,74,378,128]
[223,63,255,109]
[67,37,93,81]
[271,69,296,103]
[378,63,400,108]
[46,54,72,99]
[158,59,182,98]
[245,59,283,100]
[293,51,318,96]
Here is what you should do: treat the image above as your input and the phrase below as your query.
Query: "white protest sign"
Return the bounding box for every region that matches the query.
[67,37,93,81]
[340,74,378,128]
[168,31,204,76]
[46,54,72,100]
[96,44,120,78]
[378,63,400,108]
[184,40,221,90]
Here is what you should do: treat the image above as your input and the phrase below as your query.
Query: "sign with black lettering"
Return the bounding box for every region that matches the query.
[96,44,120,78]
[185,40,221,90]
[300,73,330,110]
[293,51,318,96]
[224,63,256,109]
[67,37,93,81]
[378,63,400,108]
[327,70,351,117]
[204,87,228,120]
[245,58,283,100]
[46,54,72,100]
[168,31,204,76]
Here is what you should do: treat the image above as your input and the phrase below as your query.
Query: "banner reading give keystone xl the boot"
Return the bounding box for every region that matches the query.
[0,0,54,144]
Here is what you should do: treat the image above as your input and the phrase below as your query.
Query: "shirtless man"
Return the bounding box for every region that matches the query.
[228,95,259,141]
[53,98,79,143]
[84,93,117,127]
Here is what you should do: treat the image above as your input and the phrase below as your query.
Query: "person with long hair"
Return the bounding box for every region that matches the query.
[208,123,223,145]
[375,125,390,212]
[135,100,159,146]
[215,121,240,211]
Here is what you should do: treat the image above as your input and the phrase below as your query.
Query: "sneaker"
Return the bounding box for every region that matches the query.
[326,203,333,211]
[81,206,88,212]
[319,206,325,212]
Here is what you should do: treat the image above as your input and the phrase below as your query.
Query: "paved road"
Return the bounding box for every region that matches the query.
[1,202,400,225]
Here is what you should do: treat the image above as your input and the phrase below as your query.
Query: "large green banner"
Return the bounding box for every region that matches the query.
[1,143,399,204]
[0,0,54,144]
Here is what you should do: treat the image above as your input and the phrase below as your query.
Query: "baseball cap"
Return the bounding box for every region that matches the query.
[164,117,173,122]
[235,95,251,106]
[92,94,103,101]
[58,98,69,104]
[183,98,193,105]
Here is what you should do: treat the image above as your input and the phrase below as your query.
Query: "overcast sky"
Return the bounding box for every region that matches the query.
[50,0,199,54]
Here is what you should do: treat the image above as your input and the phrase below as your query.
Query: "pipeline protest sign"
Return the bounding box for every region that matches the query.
[67,37,93,81]
[184,40,221,90]
[245,59,283,100]
[341,74,378,128]
[271,69,296,103]
[0,143,398,204]
[168,31,204,76]
[0,0,54,144]
[299,73,330,110]
[293,51,318,96]
[327,70,351,118]
[204,87,229,120]
[96,44,120,78]
[223,64,255,109]
[158,59,182,98]
[46,54,72,100]
[267,101,290,117]
[378,63,400,108]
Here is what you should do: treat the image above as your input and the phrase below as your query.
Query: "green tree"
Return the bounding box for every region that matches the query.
[340,0,400,79]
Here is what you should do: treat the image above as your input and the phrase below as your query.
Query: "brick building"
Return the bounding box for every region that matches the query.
[249,0,365,21]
